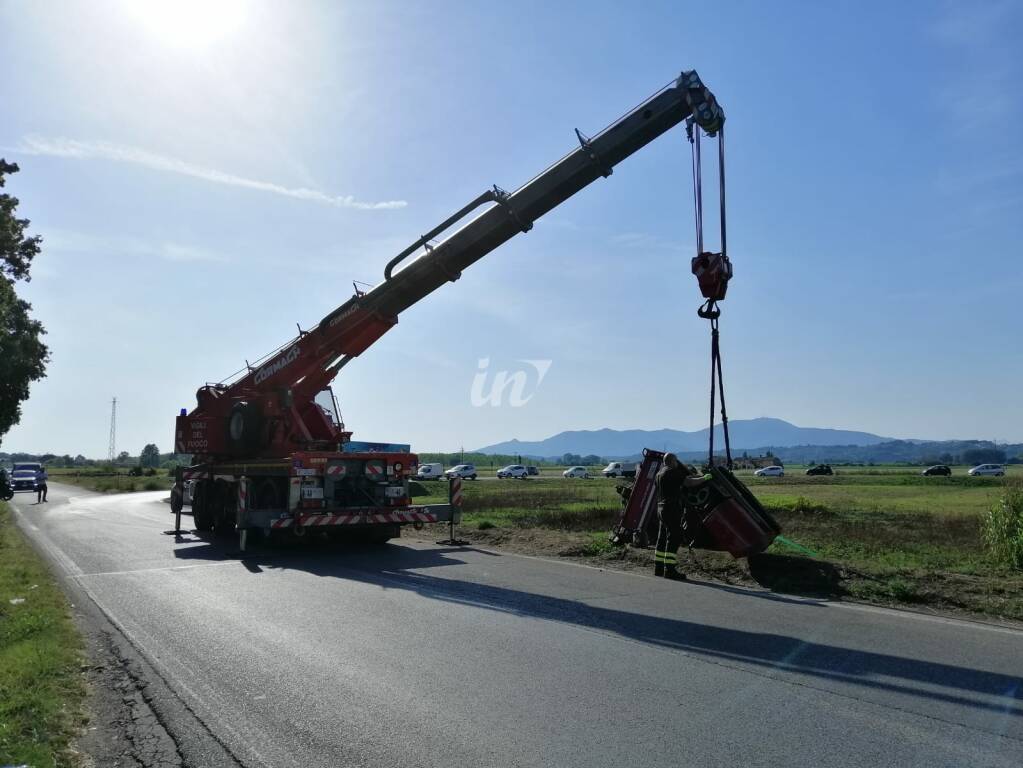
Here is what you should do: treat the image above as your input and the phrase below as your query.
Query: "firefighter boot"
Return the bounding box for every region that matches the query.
[654,561,665,577]
[663,565,687,581]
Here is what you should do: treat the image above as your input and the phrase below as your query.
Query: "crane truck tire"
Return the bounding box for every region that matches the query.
[227,401,264,453]
[191,481,214,532]
[213,480,236,537]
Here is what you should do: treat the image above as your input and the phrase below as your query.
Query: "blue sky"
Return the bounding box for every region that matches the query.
[1,0,1020,457]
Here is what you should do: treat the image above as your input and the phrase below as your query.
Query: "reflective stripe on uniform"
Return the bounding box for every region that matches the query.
[662,552,678,563]
[654,550,667,562]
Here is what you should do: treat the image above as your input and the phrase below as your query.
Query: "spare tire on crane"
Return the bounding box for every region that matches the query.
[226,401,264,453]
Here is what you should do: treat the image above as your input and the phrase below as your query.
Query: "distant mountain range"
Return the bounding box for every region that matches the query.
[474,418,891,459]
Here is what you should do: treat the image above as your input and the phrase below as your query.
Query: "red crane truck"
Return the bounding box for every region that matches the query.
[171,70,725,544]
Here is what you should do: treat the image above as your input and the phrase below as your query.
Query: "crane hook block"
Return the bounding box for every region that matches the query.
[692,251,732,302]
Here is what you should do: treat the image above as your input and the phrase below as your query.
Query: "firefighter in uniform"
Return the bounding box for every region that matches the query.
[654,453,708,580]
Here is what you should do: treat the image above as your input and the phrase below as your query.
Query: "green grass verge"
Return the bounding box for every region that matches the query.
[0,501,85,767]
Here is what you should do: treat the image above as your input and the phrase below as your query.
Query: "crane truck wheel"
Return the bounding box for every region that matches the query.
[213,480,236,537]
[192,481,214,532]
[255,479,284,511]
[227,401,264,452]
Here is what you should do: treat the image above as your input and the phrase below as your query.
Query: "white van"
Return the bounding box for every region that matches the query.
[415,463,445,481]
[602,461,637,478]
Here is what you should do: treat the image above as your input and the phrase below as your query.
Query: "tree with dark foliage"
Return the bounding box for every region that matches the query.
[140,443,161,468]
[0,159,49,442]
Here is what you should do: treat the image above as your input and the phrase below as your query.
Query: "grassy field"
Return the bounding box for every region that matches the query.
[0,501,85,767]
[413,465,1023,620]
[46,467,172,494]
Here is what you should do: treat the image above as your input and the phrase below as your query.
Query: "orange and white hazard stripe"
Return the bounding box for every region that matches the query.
[270,509,439,529]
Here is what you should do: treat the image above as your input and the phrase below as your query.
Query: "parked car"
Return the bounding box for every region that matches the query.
[10,462,42,493]
[444,464,478,480]
[563,466,590,479]
[805,464,833,476]
[922,465,952,477]
[602,461,637,479]
[968,464,1005,477]
[754,465,785,477]
[497,464,529,479]
[415,463,445,481]
[526,466,540,476]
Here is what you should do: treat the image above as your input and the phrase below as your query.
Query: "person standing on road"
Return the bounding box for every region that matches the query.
[654,453,707,580]
[36,466,48,503]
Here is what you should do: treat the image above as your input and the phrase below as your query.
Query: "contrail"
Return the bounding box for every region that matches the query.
[13,135,407,210]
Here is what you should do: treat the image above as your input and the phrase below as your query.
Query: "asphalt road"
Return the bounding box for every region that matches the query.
[11,484,1023,768]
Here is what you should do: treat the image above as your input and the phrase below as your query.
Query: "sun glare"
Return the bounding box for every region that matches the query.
[123,0,248,50]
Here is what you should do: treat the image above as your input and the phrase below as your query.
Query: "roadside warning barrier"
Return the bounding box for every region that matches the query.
[437,476,467,546]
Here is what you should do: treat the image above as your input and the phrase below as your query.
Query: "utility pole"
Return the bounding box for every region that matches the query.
[108,397,117,463]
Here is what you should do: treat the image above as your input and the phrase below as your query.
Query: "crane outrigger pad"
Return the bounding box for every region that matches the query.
[610,451,781,559]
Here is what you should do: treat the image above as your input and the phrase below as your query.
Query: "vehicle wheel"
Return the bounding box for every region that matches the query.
[214,481,236,536]
[226,401,264,453]
[471,474,477,480]
[256,479,283,510]
[192,481,214,532]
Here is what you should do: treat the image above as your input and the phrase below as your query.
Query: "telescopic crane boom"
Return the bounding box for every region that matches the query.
[176,71,724,462]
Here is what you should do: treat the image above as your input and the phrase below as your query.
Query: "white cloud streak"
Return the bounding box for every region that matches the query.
[13,135,407,210]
